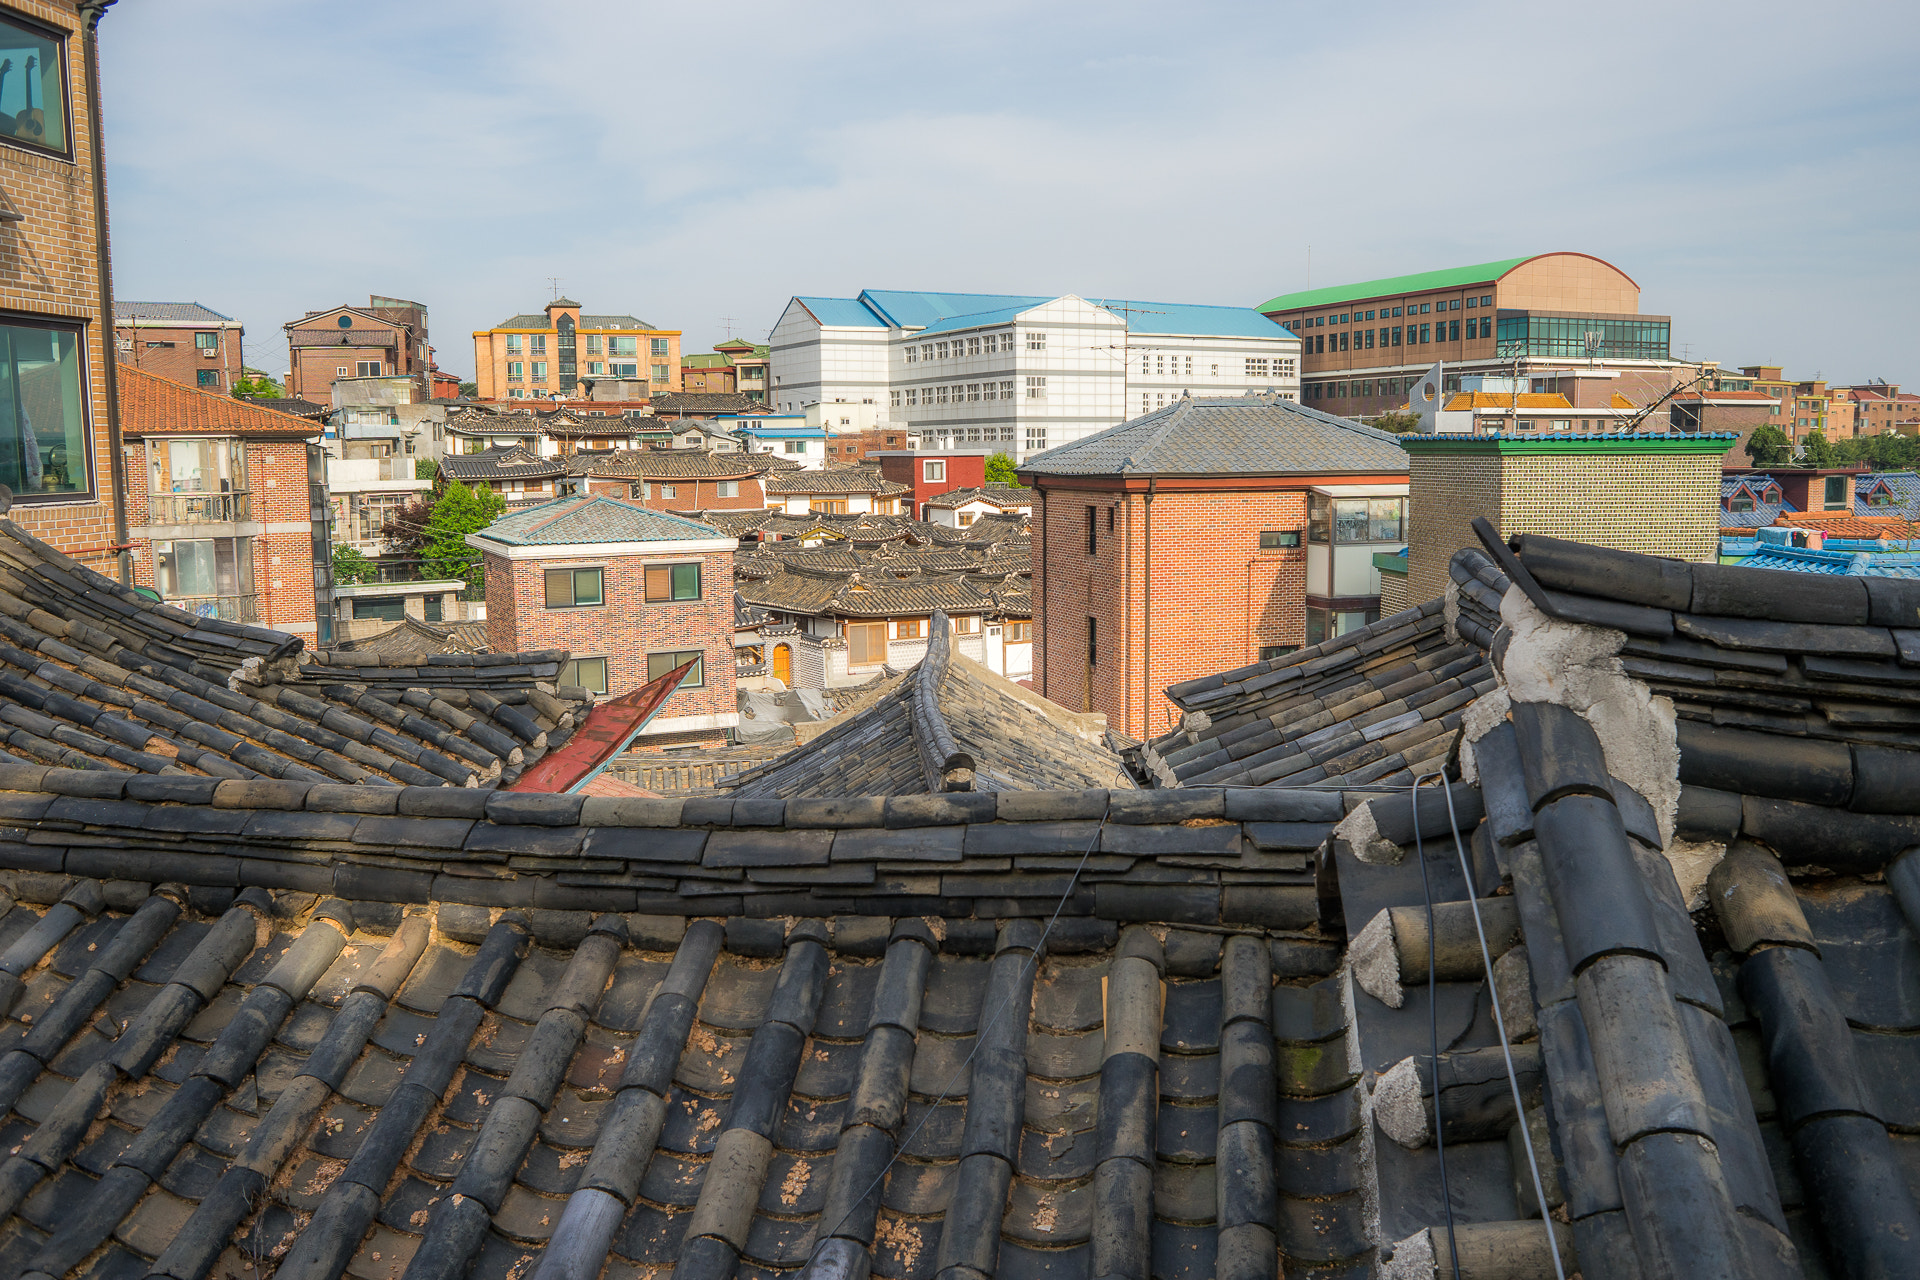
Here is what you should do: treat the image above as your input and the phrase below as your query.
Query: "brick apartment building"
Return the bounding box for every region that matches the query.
[472,298,681,402]
[681,339,770,401]
[284,295,432,405]
[1260,251,1699,423]
[0,3,136,579]
[113,301,244,393]
[470,495,739,747]
[1843,382,1920,436]
[1739,366,1858,443]
[1399,431,1736,605]
[120,365,327,637]
[572,449,769,512]
[822,425,914,463]
[1018,392,1409,740]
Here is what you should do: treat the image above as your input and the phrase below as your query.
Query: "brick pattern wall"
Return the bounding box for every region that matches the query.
[486,546,737,722]
[1407,453,1501,605]
[1,3,120,575]
[581,475,766,511]
[1379,570,1410,617]
[115,326,243,393]
[1036,483,1313,741]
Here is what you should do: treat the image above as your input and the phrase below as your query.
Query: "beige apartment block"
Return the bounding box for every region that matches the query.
[1401,432,1736,604]
[473,298,681,402]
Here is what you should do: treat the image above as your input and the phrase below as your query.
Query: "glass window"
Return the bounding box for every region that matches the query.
[1729,495,1755,513]
[0,320,86,500]
[1306,607,1328,647]
[544,567,603,608]
[585,335,602,354]
[354,596,406,622]
[644,562,701,602]
[195,369,218,387]
[1007,621,1032,641]
[506,335,522,354]
[1307,494,1331,544]
[1368,498,1403,541]
[1258,530,1300,549]
[194,331,218,350]
[1333,499,1370,542]
[1259,644,1299,661]
[154,536,255,619]
[561,656,608,694]
[610,336,637,357]
[531,361,547,381]
[1825,476,1847,505]
[0,17,66,154]
[650,338,669,356]
[646,650,704,687]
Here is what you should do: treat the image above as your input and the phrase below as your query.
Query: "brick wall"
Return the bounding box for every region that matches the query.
[581,475,766,511]
[1035,482,1314,741]
[486,546,737,724]
[1406,453,1501,605]
[0,3,122,576]
[115,325,243,393]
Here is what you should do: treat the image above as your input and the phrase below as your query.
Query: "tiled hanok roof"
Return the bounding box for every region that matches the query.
[113,301,235,324]
[334,614,493,658]
[569,449,760,480]
[921,484,1034,510]
[1021,392,1408,477]
[238,396,331,420]
[762,469,911,496]
[438,445,568,483]
[474,496,726,547]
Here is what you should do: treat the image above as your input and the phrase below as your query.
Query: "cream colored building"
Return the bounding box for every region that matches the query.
[472,299,681,402]
[1400,431,1737,604]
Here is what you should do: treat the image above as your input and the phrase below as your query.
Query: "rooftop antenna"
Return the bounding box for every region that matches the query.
[547,277,562,300]
[720,316,739,339]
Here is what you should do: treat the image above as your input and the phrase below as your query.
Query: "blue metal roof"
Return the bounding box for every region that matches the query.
[875,293,1298,341]
[909,305,1042,339]
[1724,542,1920,580]
[856,291,1050,329]
[795,297,887,328]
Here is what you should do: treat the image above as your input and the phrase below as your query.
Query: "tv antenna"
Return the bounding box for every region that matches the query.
[547,277,562,300]
[720,316,738,338]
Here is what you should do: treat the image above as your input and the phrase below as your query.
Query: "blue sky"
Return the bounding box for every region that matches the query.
[100,0,1919,385]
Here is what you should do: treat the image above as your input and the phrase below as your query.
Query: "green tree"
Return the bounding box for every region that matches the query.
[458,381,479,398]
[1744,424,1793,467]
[1801,429,1837,468]
[983,452,1026,488]
[231,374,285,399]
[380,494,436,554]
[1365,410,1423,434]
[422,482,506,596]
[331,544,379,585]
[415,457,436,480]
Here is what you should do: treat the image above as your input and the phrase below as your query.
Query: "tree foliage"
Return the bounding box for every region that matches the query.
[1365,410,1423,434]
[379,495,437,554]
[1744,425,1794,467]
[421,482,506,595]
[1801,429,1837,468]
[984,452,1026,488]
[331,544,379,585]
[458,381,479,398]
[231,375,285,399]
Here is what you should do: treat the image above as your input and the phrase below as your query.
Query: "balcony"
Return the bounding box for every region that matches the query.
[148,492,251,525]
[164,592,262,623]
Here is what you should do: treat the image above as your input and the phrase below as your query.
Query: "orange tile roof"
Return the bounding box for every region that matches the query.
[119,365,326,436]
[1610,392,1636,409]
[1444,391,1573,411]
[1776,512,1920,539]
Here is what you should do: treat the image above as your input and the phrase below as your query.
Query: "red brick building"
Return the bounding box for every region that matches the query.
[113,301,245,394]
[470,495,739,747]
[284,295,432,405]
[877,448,989,518]
[571,448,768,512]
[823,426,914,463]
[1018,392,1409,740]
[120,365,326,638]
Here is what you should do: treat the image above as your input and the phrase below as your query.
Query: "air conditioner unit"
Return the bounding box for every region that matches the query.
[202,347,218,357]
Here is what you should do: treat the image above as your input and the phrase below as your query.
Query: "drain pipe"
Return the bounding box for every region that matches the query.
[1142,476,1155,739]
[79,1,127,583]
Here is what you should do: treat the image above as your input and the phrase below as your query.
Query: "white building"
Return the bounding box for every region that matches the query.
[770,289,1301,457]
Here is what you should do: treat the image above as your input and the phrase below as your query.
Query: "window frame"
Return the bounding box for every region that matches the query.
[0,309,93,506]
[543,565,605,609]
[0,12,71,161]
[1258,530,1301,550]
[643,561,701,603]
[560,656,609,694]
[645,650,706,688]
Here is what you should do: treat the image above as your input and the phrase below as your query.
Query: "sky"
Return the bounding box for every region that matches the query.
[99,0,1920,387]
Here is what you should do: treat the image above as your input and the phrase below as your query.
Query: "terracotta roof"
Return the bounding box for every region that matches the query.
[1445,391,1575,411]
[119,367,324,437]
[1775,512,1920,539]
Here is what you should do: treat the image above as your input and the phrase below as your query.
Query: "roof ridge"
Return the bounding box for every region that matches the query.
[907,611,970,790]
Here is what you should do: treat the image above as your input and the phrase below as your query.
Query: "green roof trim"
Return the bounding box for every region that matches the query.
[1398,432,1737,456]
[1372,552,1409,574]
[1257,257,1533,313]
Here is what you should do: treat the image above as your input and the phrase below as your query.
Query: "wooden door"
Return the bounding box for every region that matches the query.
[772,643,791,685]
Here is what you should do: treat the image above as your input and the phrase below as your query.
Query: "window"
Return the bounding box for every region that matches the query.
[952,615,978,634]
[610,336,637,357]
[924,459,945,482]
[984,334,998,354]
[784,440,805,454]
[1420,324,1431,343]
[1086,505,1098,554]
[1481,295,1492,307]
[1420,303,1432,314]
[646,651,705,687]
[651,338,669,356]
[1026,332,1046,350]
[847,621,888,665]
[1825,476,1848,506]
[560,657,608,694]
[1259,530,1301,549]
[508,361,524,381]
[1729,494,1755,513]
[936,342,949,360]
[895,619,924,641]
[0,17,66,156]
[505,335,523,354]
[588,361,604,375]
[531,361,547,381]
[1246,357,1270,377]
[652,363,670,382]
[1026,376,1047,399]
[658,484,677,499]
[610,362,638,377]
[1001,381,1015,399]
[545,567,604,608]
[531,335,547,355]
[1259,644,1299,661]
[966,383,980,401]
[967,338,981,356]
[1007,621,1032,642]
[196,369,218,387]
[154,537,254,619]
[585,335,602,354]
[194,331,218,351]
[0,319,88,501]
[812,499,848,514]
[644,562,701,602]
[1448,320,1460,342]
[905,389,918,406]
[1087,617,1097,667]
[1025,428,1047,451]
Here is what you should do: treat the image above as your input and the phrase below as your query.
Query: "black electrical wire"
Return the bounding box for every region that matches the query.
[1410,770,1463,1280]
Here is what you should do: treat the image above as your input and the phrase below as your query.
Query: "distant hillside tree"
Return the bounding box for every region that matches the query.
[1744,425,1793,467]
[1801,429,1837,468]
[422,482,506,595]
[231,374,285,399]
[984,452,1026,487]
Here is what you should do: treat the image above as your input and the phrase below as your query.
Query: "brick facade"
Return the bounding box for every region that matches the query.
[1033,481,1320,741]
[0,2,124,577]
[1404,437,1733,604]
[482,543,737,743]
[114,321,243,393]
